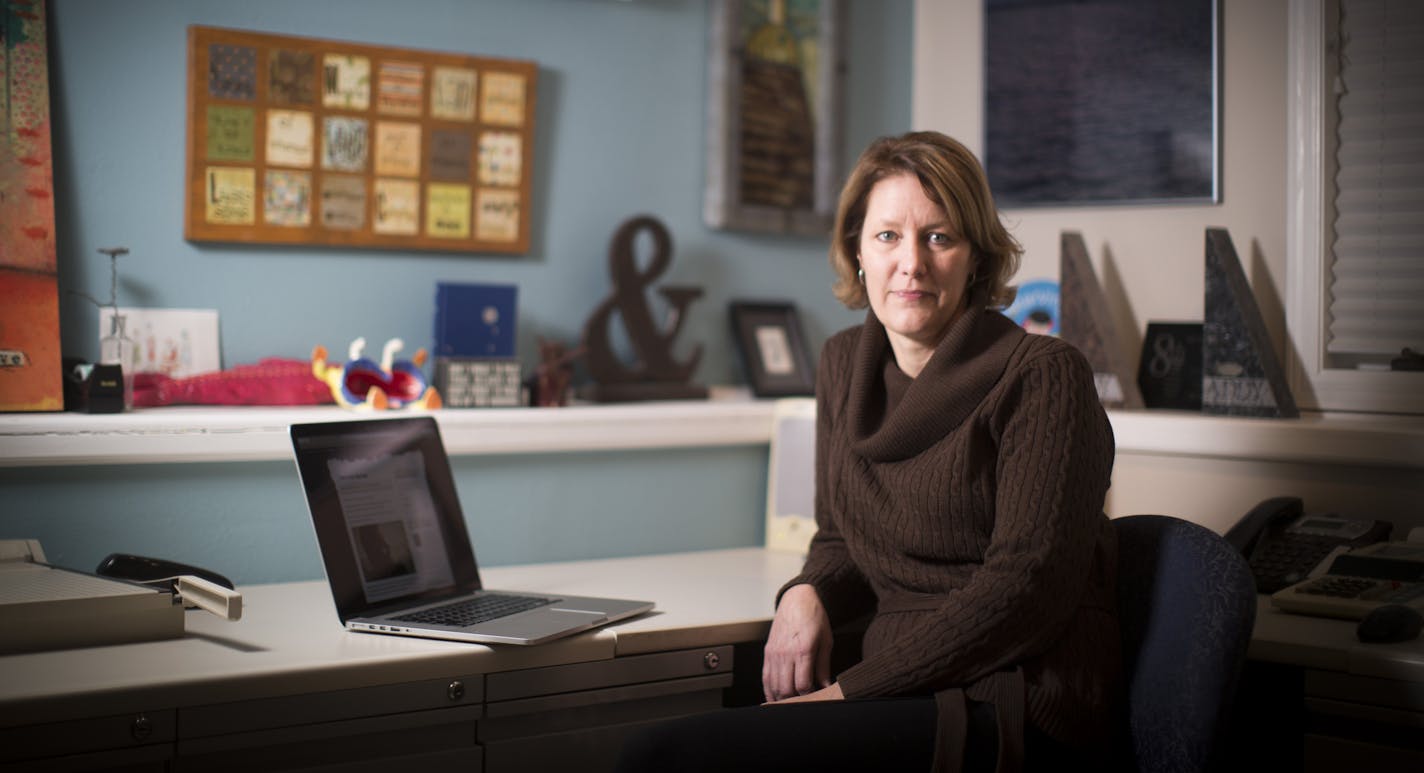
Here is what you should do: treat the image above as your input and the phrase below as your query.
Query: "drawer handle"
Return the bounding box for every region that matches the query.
[131,714,153,741]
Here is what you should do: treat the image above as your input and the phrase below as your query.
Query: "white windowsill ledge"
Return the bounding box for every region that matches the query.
[2,398,1421,470]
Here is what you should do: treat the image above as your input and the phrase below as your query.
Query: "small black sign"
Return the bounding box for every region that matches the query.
[1137,322,1203,410]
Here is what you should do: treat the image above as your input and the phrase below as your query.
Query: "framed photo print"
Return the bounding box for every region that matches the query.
[729,301,815,397]
[704,0,845,235]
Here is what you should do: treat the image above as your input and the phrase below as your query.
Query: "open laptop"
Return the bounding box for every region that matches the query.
[291,416,653,645]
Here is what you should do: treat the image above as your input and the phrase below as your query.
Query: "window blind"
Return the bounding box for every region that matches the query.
[1329,0,1424,359]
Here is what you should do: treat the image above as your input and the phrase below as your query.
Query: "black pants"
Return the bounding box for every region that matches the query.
[615,696,1021,773]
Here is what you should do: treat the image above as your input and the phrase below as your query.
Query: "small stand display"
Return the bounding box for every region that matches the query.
[581,216,707,402]
[729,301,814,397]
[1202,228,1298,418]
[1059,232,1144,409]
[436,358,522,408]
[432,281,521,407]
[1137,322,1203,410]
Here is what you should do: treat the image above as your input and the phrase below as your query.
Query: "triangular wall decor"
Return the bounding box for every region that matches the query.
[1202,227,1298,418]
[1059,231,1144,410]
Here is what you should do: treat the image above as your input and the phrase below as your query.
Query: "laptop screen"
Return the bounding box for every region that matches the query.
[292,417,481,621]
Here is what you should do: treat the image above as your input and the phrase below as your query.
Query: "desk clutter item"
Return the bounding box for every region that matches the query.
[184,26,536,254]
[436,357,522,407]
[433,282,521,407]
[729,301,815,398]
[1137,322,1203,410]
[1059,231,1143,409]
[1202,227,1298,418]
[0,540,240,655]
[97,307,221,381]
[581,216,707,402]
[435,282,517,358]
[71,247,138,410]
[312,337,441,410]
[80,363,127,414]
[528,337,582,407]
[1271,541,1424,621]
[1002,278,1060,335]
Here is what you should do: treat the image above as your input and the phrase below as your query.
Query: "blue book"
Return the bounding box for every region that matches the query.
[434,282,518,358]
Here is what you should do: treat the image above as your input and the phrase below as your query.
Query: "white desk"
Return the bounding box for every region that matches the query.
[3,550,1422,772]
[0,548,804,772]
[1239,598,1424,772]
[1251,597,1424,683]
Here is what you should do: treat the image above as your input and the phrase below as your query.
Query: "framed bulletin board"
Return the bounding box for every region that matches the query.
[184,26,536,254]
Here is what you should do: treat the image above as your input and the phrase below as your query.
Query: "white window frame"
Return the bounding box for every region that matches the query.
[1286,0,1424,416]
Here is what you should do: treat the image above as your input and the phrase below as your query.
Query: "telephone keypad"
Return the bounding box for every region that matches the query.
[1294,575,1424,604]
[1251,533,1350,594]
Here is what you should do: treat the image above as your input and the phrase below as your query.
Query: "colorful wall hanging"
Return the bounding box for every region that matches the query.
[185,26,537,255]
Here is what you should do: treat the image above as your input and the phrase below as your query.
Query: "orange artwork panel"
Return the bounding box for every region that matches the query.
[1,0,63,411]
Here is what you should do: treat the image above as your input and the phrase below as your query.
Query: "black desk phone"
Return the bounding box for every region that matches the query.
[1230,497,1393,594]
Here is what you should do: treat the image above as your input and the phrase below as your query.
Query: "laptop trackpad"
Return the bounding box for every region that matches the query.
[470,608,608,643]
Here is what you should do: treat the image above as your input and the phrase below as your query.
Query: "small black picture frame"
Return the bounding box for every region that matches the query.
[729,301,815,397]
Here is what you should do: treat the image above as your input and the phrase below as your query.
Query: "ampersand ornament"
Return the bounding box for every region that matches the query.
[580,215,708,402]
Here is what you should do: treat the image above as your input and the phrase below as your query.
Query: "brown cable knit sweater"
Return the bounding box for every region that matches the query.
[782,307,1121,762]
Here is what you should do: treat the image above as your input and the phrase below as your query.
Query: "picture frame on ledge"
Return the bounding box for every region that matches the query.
[703,0,845,236]
[729,301,815,397]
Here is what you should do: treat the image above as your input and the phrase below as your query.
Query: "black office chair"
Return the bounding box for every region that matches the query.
[1113,515,1257,773]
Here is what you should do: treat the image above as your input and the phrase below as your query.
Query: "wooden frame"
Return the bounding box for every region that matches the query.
[729,301,815,397]
[184,26,536,254]
[703,0,844,235]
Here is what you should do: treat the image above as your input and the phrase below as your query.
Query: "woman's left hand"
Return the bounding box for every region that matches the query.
[765,682,844,705]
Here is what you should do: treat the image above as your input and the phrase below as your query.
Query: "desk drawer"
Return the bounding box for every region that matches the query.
[0,709,175,766]
[1306,670,1424,715]
[481,645,735,768]
[175,705,482,773]
[485,645,732,701]
[180,673,484,737]
[482,673,731,773]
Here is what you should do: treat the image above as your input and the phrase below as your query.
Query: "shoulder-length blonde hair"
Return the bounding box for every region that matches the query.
[829,131,1021,310]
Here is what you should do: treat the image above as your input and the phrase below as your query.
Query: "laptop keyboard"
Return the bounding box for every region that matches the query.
[393,593,557,627]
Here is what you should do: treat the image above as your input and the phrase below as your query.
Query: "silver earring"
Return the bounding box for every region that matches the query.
[857,268,864,282]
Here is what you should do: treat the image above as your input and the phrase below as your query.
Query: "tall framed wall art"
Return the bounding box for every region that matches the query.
[704,0,844,236]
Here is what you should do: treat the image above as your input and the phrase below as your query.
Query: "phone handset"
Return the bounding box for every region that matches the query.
[1223,496,1303,556]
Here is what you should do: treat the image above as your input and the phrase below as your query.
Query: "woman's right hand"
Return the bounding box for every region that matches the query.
[762,583,834,703]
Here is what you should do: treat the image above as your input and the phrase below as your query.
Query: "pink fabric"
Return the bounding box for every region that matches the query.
[132,358,333,407]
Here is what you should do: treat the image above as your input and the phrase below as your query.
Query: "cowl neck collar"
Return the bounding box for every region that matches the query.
[847,308,1024,462]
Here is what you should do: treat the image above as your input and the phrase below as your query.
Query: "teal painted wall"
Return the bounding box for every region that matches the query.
[8,0,913,584]
[1,447,769,582]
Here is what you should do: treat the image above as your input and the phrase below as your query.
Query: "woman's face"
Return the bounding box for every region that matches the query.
[858,173,975,358]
